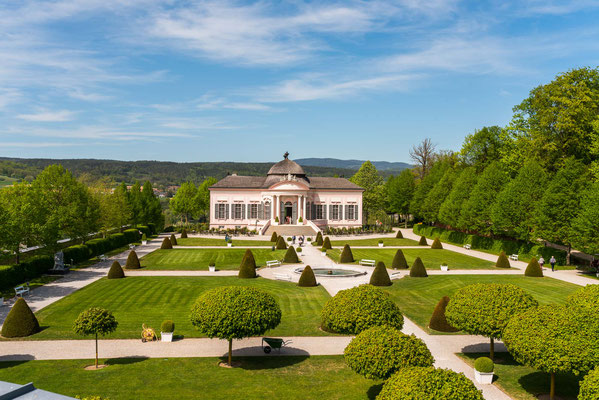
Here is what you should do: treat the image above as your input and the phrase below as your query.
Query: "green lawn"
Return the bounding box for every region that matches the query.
[0,356,379,400]
[141,248,290,270]
[177,237,274,246]
[328,238,419,246]
[27,276,332,340]
[327,248,495,269]
[459,353,581,400]
[384,275,580,334]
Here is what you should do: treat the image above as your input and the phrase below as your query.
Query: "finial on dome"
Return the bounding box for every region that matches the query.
[283,151,289,159]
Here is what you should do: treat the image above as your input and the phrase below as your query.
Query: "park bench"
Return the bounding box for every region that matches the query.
[273,273,292,281]
[129,244,136,250]
[97,254,108,261]
[266,260,282,268]
[358,259,376,267]
[390,272,402,280]
[463,244,472,250]
[509,254,519,261]
[14,285,29,297]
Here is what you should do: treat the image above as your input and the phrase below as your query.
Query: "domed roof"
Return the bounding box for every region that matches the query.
[267,152,305,176]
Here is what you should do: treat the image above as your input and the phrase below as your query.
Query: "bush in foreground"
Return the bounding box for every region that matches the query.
[431,237,443,249]
[125,250,140,269]
[377,367,484,400]
[370,262,392,286]
[418,236,427,246]
[275,236,287,250]
[396,230,403,239]
[392,249,408,269]
[567,285,599,310]
[238,249,257,278]
[283,246,299,263]
[496,251,511,268]
[579,366,599,400]
[107,261,125,279]
[298,266,317,287]
[525,257,543,277]
[161,237,172,249]
[339,244,354,263]
[0,297,40,338]
[321,285,403,334]
[344,326,434,380]
[429,296,458,333]
[409,257,428,277]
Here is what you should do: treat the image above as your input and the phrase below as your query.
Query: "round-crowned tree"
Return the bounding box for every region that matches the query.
[429,296,459,333]
[161,237,172,249]
[579,366,599,400]
[567,285,599,309]
[339,244,354,263]
[525,257,543,277]
[181,229,188,239]
[446,283,538,359]
[344,326,433,380]
[170,234,178,246]
[503,305,599,400]
[409,257,428,277]
[73,307,118,369]
[1,298,40,338]
[238,249,257,278]
[315,231,323,246]
[377,367,484,400]
[270,232,278,242]
[298,265,317,287]
[321,285,403,334]
[370,261,392,286]
[107,261,125,279]
[418,236,428,246]
[322,237,332,250]
[283,246,299,263]
[496,251,511,268]
[125,250,140,269]
[392,249,409,269]
[395,230,403,239]
[190,286,281,366]
[431,237,443,249]
[275,236,287,250]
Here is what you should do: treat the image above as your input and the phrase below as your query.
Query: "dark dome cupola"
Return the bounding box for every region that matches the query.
[267,152,306,177]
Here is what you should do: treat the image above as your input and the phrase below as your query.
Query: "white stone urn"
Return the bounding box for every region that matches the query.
[161,332,173,343]
[142,240,147,245]
[378,242,384,247]
[227,242,232,247]
[440,265,449,271]
[209,265,216,272]
[474,369,493,384]
[321,251,327,257]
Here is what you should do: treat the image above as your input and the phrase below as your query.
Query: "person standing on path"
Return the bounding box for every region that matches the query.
[550,256,557,271]
[539,256,545,269]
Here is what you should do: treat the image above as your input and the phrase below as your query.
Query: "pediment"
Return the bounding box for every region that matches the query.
[268,181,309,190]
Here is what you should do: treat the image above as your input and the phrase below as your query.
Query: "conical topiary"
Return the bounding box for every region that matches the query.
[238,249,257,278]
[429,296,459,332]
[298,265,317,287]
[410,257,428,277]
[1,297,40,338]
[339,244,354,263]
[276,236,287,250]
[316,231,323,246]
[322,237,332,250]
[431,237,443,249]
[396,230,403,239]
[107,261,125,279]
[181,229,188,239]
[270,232,278,242]
[161,237,172,249]
[392,249,409,269]
[418,236,428,246]
[284,246,300,263]
[370,261,392,286]
[525,257,543,277]
[125,250,140,269]
[170,234,178,246]
[496,251,511,268]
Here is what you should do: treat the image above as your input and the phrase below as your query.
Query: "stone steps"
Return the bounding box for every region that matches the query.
[265,225,317,237]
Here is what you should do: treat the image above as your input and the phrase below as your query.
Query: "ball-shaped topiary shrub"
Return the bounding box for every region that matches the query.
[107,261,125,279]
[418,236,428,246]
[395,230,403,239]
[181,229,188,239]
[339,244,354,263]
[344,326,434,380]
[579,366,599,400]
[0,297,40,338]
[377,367,484,400]
[392,249,408,269]
[170,234,178,246]
[567,285,599,310]
[321,285,404,334]
[270,232,278,242]
[298,265,317,287]
[283,246,300,263]
[525,257,543,277]
[474,357,494,373]
[431,237,443,249]
[322,237,332,250]
[161,237,172,249]
[496,251,511,268]
[315,231,323,246]
[296,247,302,253]
[275,236,287,250]
[286,237,292,242]
[125,250,140,269]
[370,261,392,286]
[238,249,257,278]
[409,257,428,277]
[429,296,459,333]
[160,320,175,333]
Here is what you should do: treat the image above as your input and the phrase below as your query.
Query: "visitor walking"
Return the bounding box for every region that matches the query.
[224,233,230,243]
[292,235,296,244]
[550,256,557,272]
[538,256,545,269]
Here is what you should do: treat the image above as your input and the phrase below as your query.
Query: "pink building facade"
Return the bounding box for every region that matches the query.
[209,154,363,234]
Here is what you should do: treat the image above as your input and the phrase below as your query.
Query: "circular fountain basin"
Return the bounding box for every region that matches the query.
[294,267,366,277]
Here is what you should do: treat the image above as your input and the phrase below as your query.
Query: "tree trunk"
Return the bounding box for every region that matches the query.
[404,215,408,229]
[15,248,20,265]
[228,339,232,366]
[550,372,555,400]
[566,245,571,265]
[95,332,99,368]
[490,337,494,360]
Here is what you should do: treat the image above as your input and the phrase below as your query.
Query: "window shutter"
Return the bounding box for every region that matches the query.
[226,204,230,219]
[311,203,316,220]
[355,205,359,221]
[339,205,343,220]
[292,202,297,223]
[344,205,349,220]
[258,203,263,220]
[241,204,245,219]
[215,205,219,219]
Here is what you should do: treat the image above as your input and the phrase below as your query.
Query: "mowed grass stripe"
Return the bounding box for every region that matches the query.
[29,276,332,340]
[140,248,289,270]
[328,238,418,246]
[177,237,275,246]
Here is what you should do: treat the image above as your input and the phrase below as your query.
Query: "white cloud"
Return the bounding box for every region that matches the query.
[16,110,76,122]
[0,141,82,148]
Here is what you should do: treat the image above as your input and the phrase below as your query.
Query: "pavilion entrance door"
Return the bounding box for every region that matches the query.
[284,201,293,224]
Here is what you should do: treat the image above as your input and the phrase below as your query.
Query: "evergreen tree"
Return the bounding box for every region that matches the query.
[421,167,458,223]
[438,167,478,228]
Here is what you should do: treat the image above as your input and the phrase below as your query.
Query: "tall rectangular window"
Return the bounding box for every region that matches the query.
[331,205,340,220]
[217,204,226,219]
[315,205,324,219]
[264,202,271,219]
[347,205,355,220]
[233,204,243,219]
[249,204,258,219]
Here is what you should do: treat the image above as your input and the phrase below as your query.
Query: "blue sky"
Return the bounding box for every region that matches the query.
[1,0,599,163]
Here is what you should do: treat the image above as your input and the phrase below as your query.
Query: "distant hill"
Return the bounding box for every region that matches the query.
[295,158,412,172]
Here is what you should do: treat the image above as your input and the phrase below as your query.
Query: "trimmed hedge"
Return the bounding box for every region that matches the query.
[370,261,392,286]
[275,236,287,250]
[239,249,257,278]
[270,232,278,242]
[410,257,428,277]
[181,229,188,239]
[298,266,317,287]
[316,231,323,246]
[392,249,408,269]
[496,251,511,268]
[418,236,428,246]
[322,237,332,250]
[107,261,125,279]
[474,357,494,373]
[0,256,53,292]
[283,246,300,263]
[431,237,443,249]
[1,297,40,338]
[125,250,140,269]
[524,257,543,277]
[579,366,599,400]
[137,225,151,237]
[567,285,599,309]
[161,237,173,249]
[429,296,459,333]
[170,234,178,246]
[395,230,403,239]
[339,244,354,263]
[62,245,91,264]
[320,285,404,334]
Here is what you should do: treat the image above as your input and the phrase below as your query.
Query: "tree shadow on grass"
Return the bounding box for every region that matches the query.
[518,371,581,400]
[106,356,149,366]
[220,354,310,370]
[0,357,33,368]
[367,383,383,400]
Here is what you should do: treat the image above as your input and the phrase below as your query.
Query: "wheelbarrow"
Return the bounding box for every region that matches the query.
[262,337,292,354]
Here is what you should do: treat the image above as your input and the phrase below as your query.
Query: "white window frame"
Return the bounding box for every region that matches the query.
[315,204,324,219]
[331,205,340,220]
[249,203,258,219]
[217,203,226,219]
[347,204,355,220]
[264,201,271,220]
[233,203,243,219]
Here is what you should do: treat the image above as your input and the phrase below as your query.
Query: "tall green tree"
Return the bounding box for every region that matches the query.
[421,167,458,223]
[195,177,218,220]
[385,169,415,228]
[140,181,162,226]
[128,181,143,226]
[571,181,599,255]
[410,161,450,221]
[0,183,39,263]
[169,181,198,223]
[438,167,478,228]
[350,161,384,224]
[460,126,511,171]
